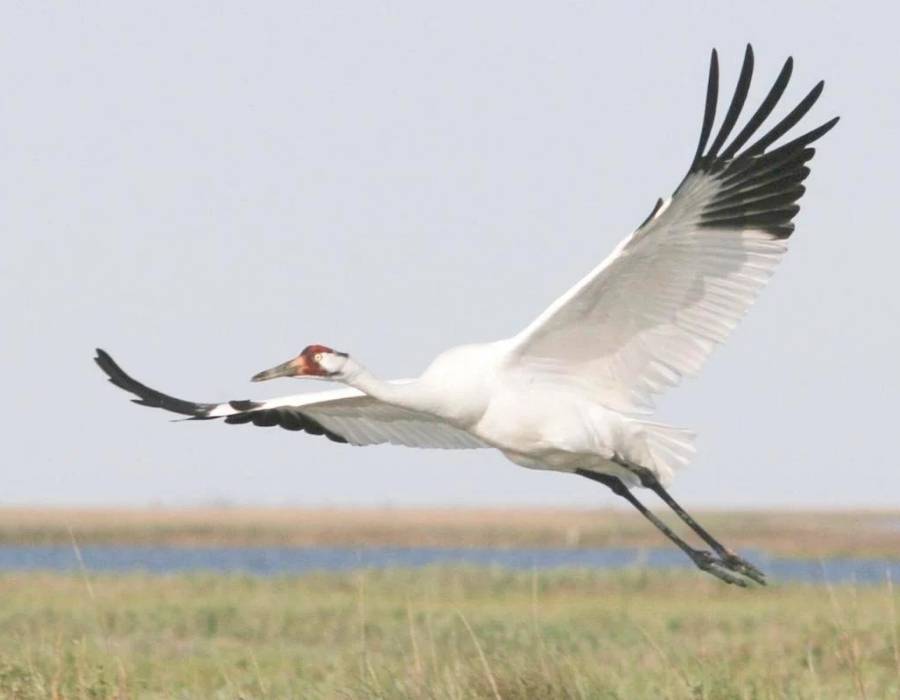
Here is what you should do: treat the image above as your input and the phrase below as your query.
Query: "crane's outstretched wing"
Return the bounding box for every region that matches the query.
[508,45,838,414]
[95,349,486,449]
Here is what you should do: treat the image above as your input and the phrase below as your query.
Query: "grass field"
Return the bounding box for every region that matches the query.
[0,507,898,558]
[1,509,898,698]
[0,568,898,699]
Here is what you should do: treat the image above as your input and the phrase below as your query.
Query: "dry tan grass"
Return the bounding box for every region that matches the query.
[0,506,897,557]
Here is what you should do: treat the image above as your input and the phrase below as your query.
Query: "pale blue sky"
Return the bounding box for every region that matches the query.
[4,2,897,507]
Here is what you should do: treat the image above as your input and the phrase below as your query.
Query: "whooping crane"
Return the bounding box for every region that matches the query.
[96,46,838,586]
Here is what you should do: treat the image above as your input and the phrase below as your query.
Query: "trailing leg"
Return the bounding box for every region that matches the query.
[614,460,766,585]
[577,469,750,587]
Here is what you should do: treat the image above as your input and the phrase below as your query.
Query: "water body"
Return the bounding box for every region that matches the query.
[0,546,897,585]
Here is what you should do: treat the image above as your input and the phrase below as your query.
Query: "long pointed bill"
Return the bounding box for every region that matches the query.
[251,357,301,382]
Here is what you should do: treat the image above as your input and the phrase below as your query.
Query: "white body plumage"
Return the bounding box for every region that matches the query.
[96,44,835,496]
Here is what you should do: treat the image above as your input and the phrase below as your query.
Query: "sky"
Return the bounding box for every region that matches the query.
[3,2,898,508]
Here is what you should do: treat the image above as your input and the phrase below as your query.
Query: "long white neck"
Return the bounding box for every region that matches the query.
[340,359,429,412]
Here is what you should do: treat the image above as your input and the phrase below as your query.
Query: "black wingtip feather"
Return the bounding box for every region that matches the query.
[705,44,754,160]
[94,349,216,417]
[229,399,262,411]
[228,408,348,443]
[691,49,720,170]
[677,49,837,239]
[638,198,664,228]
[95,348,350,444]
[764,116,839,159]
[719,56,794,160]
[741,80,825,157]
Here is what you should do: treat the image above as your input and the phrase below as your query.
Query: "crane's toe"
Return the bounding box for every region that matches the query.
[690,550,750,587]
[719,552,767,585]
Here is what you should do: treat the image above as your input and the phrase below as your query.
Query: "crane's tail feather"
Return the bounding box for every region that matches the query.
[638,421,697,486]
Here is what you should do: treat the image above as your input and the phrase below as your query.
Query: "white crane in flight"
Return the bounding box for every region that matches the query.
[97,45,837,586]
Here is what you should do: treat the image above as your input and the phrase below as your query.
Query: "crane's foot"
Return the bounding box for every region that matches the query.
[717,551,767,585]
[689,550,750,587]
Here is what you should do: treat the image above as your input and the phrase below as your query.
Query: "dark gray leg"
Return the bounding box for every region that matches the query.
[614,460,766,585]
[577,469,750,587]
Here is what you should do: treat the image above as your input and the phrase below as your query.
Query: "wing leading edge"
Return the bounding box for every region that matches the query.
[95,349,485,449]
[510,45,838,413]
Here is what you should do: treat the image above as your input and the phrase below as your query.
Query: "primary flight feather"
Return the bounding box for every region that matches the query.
[97,45,837,586]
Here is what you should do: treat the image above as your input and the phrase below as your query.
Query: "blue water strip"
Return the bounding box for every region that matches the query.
[0,546,896,585]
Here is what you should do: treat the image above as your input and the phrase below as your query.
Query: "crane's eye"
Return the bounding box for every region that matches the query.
[315,353,324,363]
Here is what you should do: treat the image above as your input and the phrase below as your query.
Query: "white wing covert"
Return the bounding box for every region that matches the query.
[510,46,838,414]
[94,350,485,449]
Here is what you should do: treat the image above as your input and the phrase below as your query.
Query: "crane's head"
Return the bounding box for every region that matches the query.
[251,345,350,382]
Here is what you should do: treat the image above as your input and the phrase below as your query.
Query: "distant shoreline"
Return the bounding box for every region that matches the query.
[0,506,896,558]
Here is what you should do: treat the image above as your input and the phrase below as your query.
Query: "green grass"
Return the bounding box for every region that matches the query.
[0,568,898,699]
